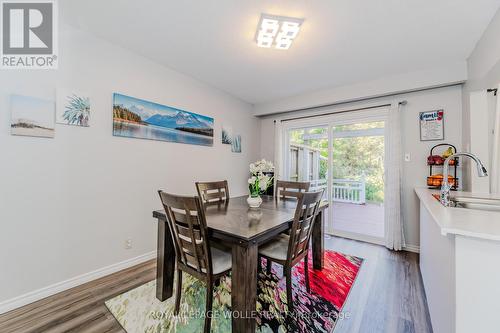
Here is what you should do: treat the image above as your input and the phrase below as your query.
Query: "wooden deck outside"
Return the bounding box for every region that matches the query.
[330,201,385,238]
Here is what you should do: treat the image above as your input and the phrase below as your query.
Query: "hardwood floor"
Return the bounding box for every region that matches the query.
[325,236,433,333]
[0,237,432,333]
[0,261,156,333]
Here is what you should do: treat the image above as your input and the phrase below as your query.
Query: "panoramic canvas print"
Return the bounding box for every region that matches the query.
[113,93,214,146]
[10,95,55,138]
[56,90,91,127]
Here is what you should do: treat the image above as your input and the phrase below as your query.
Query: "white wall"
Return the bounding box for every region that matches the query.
[253,62,467,116]
[462,8,500,190]
[466,8,500,86]
[0,24,260,305]
[260,85,463,249]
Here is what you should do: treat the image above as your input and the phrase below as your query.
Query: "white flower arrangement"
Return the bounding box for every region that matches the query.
[248,159,274,197]
[249,159,275,175]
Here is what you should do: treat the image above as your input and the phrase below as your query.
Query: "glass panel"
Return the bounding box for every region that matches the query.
[287,126,328,196]
[332,121,384,132]
[331,121,385,239]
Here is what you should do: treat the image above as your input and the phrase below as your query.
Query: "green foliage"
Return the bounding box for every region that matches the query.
[319,159,328,179]
[333,121,385,203]
[113,105,142,123]
[332,136,384,203]
[289,122,385,204]
[248,175,273,196]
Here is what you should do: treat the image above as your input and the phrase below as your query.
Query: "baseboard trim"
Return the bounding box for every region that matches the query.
[0,251,156,315]
[403,244,420,253]
[327,230,386,246]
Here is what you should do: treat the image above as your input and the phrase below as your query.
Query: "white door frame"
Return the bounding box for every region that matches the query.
[281,107,389,245]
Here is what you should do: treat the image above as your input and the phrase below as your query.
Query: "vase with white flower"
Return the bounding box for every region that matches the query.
[247,159,274,208]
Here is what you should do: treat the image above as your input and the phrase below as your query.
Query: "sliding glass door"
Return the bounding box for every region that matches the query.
[287,126,328,192]
[283,108,387,244]
[331,120,385,241]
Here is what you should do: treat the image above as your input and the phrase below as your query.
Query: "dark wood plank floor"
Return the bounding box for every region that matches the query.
[0,236,432,333]
[325,236,433,333]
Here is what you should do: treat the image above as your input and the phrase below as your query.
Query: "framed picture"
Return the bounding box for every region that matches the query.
[231,135,241,153]
[10,95,55,138]
[420,110,444,141]
[222,125,233,145]
[56,89,91,127]
[112,93,214,146]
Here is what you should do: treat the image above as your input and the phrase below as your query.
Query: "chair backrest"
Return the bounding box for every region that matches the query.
[287,190,324,264]
[195,180,229,205]
[158,191,212,276]
[275,180,311,200]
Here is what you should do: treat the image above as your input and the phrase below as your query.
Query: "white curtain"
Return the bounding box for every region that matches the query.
[384,102,405,250]
[491,85,500,194]
[273,120,283,182]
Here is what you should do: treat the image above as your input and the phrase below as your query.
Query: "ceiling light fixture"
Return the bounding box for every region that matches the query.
[255,14,304,50]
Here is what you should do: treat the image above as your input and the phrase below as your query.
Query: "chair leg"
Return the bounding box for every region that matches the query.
[204,282,214,333]
[285,267,293,312]
[266,258,272,274]
[174,269,182,315]
[304,254,311,293]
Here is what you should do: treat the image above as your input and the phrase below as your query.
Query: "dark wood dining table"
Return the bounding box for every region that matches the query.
[152,195,328,333]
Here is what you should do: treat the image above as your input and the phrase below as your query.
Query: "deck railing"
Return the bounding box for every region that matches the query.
[332,179,366,204]
[309,178,366,204]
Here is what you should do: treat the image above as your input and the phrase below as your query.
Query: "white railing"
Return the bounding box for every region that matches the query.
[332,179,366,204]
[309,178,366,204]
[309,179,328,191]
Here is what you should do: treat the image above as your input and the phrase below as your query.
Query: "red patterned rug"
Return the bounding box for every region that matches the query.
[258,250,363,332]
[105,250,363,333]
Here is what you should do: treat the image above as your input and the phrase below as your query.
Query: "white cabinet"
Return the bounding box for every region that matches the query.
[455,236,500,333]
[417,188,500,333]
[419,202,455,333]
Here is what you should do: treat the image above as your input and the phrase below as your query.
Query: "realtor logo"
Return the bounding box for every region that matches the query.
[1,0,58,69]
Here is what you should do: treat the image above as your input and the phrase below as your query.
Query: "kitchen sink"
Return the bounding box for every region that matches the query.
[450,196,500,212]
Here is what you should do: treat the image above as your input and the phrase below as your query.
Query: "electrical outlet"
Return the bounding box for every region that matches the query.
[404,153,411,162]
[125,238,132,249]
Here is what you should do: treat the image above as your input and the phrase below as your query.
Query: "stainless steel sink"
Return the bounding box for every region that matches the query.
[450,196,500,212]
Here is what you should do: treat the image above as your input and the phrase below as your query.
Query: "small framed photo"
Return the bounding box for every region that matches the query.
[420,110,444,141]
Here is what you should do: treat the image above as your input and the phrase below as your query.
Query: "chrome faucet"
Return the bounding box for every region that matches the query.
[440,152,488,207]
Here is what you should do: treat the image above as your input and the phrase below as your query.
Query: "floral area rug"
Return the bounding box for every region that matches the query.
[105,251,362,333]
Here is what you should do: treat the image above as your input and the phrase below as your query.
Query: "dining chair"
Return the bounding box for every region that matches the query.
[275,180,311,200]
[195,180,230,205]
[158,190,232,333]
[259,190,324,312]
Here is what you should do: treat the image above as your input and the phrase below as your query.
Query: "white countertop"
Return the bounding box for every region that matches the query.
[415,187,500,241]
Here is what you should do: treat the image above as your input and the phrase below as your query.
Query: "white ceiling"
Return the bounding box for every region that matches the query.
[61,0,500,105]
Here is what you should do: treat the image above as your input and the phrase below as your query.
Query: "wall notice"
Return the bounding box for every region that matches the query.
[420,110,444,141]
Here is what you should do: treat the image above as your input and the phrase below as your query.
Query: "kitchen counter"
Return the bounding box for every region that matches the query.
[415,187,500,241]
[416,187,500,333]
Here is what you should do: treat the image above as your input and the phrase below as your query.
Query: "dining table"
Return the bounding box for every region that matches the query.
[152,195,328,333]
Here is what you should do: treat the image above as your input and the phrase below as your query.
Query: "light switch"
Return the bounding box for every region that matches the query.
[404,153,411,162]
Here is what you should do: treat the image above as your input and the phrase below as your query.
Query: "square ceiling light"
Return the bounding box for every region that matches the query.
[255,14,304,50]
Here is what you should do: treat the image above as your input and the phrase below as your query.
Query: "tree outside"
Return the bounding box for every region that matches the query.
[289,122,385,204]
